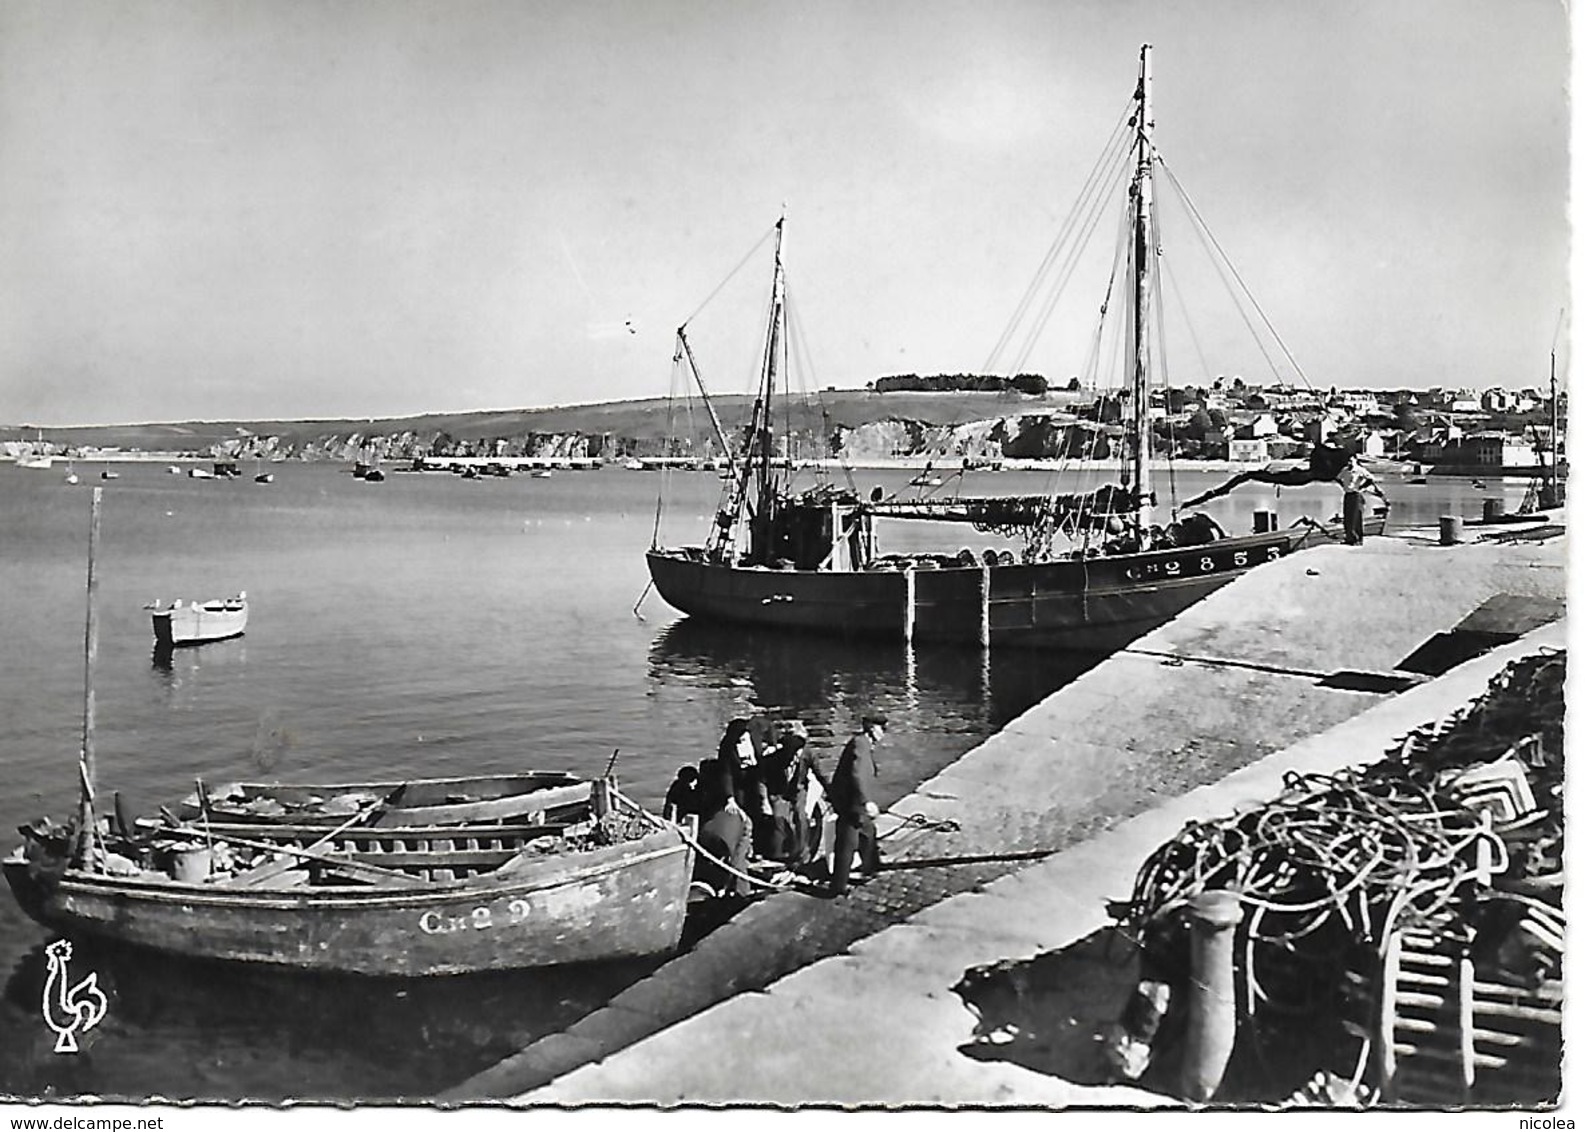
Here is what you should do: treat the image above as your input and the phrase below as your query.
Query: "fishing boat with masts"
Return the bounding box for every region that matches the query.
[645,46,1376,651]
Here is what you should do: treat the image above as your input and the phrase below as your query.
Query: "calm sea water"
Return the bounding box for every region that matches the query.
[0,460,1514,1101]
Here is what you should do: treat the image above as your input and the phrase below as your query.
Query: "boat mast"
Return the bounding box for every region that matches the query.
[676,328,738,480]
[708,215,787,564]
[75,486,102,867]
[755,214,788,513]
[1128,44,1155,538]
[1538,306,1565,508]
[742,214,789,563]
[1545,346,1560,506]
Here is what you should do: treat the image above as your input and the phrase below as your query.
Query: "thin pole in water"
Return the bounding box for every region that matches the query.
[76,486,102,865]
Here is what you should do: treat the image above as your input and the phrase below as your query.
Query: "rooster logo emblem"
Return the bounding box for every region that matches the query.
[41,939,108,1054]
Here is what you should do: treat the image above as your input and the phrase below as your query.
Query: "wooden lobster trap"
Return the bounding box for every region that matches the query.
[1365,926,1562,1106]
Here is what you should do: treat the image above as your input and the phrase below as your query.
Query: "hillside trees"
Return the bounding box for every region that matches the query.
[871,373,1048,394]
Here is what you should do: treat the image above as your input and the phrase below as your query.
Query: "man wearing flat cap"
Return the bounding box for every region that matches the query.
[828,713,887,895]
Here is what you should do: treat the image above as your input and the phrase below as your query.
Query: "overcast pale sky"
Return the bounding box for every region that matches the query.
[0,0,1570,426]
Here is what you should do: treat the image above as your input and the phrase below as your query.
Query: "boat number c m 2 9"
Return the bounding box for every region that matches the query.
[418,898,532,935]
[1123,545,1281,583]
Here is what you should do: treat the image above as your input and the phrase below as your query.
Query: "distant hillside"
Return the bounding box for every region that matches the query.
[4,389,1094,462]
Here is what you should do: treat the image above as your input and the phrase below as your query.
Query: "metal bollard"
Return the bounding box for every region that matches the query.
[1439,515,1463,546]
[1483,498,1506,523]
[1179,889,1243,1103]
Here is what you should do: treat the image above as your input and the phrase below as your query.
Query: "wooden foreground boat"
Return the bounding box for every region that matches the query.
[10,490,692,976]
[6,779,694,976]
[174,771,595,827]
[148,593,248,646]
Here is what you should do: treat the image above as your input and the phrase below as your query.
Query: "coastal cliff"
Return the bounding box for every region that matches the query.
[209,412,1106,464]
[4,393,1110,465]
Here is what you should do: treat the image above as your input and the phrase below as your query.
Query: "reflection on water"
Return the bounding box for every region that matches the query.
[149,638,247,687]
[649,615,1102,732]
[646,617,1104,805]
[1,937,660,1102]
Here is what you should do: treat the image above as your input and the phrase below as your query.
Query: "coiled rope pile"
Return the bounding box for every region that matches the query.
[1116,766,1505,1006]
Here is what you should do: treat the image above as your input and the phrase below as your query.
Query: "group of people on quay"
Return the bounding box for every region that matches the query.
[662,712,889,898]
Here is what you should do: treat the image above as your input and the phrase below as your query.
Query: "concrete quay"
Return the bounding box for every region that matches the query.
[449,516,1566,1107]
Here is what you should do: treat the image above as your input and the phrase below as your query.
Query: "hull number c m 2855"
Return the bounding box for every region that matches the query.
[1123,545,1281,583]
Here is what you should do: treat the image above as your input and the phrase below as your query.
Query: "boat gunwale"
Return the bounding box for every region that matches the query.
[3,832,690,910]
[198,771,583,802]
[648,527,1303,576]
[137,819,574,841]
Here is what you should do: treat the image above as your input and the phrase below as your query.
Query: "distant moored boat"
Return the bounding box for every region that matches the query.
[15,429,52,469]
[147,593,248,646]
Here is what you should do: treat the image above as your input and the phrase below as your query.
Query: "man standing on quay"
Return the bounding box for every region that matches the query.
[828,714,887,896]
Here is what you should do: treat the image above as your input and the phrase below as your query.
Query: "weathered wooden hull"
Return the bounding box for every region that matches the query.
[4,827,694,975]
[151,599,248,646]
[648,520,1376,651]
[185,772,592,827]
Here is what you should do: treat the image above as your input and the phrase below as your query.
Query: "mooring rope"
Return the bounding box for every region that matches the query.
[631,578,654,620]
[673,808,969,897]
[879,813,963,840]
[672,820,808,894]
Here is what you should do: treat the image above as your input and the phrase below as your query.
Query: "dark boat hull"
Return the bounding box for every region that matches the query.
[4,827,693,976]
[648,522,1372,651]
